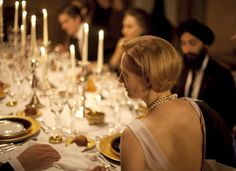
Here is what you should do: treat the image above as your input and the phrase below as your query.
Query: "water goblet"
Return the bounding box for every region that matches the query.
[49,93,64,144]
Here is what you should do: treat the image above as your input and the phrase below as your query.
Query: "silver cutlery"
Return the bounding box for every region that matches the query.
[0,143,16,154]
[97,154,117,171]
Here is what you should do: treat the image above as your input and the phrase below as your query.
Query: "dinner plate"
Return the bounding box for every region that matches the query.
[0,116,40,143]
[0,117,31,139]
[98,133,121,162]
[110,136,120,156]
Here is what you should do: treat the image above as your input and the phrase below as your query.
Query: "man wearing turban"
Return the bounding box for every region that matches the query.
[172,18,236,132]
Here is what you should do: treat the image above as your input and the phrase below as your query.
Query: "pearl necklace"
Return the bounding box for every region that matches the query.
[148,94,178,111]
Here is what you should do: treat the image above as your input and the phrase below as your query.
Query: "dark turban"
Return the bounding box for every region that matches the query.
[177,19,215,45]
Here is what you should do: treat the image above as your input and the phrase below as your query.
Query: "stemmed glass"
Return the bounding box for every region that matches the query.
[66,83,80,135]
[5,62,20,107]
[49,92,64,144]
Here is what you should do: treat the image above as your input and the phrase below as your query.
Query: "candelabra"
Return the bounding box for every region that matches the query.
[27,59,43,108]
[76,63,88,118]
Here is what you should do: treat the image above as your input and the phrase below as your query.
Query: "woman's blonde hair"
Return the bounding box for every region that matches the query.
[122,35,182,92]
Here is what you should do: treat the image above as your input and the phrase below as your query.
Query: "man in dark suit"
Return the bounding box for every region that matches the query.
[58,4,98,61]
[172,19,236,132]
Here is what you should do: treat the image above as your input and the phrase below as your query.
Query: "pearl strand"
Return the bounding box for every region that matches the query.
[148,94,178,111]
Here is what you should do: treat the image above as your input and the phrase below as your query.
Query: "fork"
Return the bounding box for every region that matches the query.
[97,154,117,171]
[0,143,16,154]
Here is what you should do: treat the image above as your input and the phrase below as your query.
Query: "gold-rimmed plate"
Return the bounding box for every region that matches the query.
[98,133,121,162]
[0,117,32,139]
[0,116,40,143]
[110,136,120,156]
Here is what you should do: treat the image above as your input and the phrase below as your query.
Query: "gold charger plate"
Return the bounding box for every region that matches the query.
[0,116,40,143]
[98,133,121,162]
[0,117,32,139]
[110,136,120,156]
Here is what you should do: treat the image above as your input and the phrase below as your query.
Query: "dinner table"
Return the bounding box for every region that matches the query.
[0,47,145,171]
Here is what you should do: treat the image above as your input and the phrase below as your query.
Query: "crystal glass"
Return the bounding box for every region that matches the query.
[49,92,64,144]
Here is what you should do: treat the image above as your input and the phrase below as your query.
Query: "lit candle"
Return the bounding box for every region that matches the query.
[22,11,27,47]
[14,1,19,32]
[70,44,76,83]
[20,25,24,47]
[42,9,48,47]
[22,0,26,12]
[0,0,3,40]
[40,46,48,81]
[97,30,104,73]
[31,15,37,57]
[82,23,89,64]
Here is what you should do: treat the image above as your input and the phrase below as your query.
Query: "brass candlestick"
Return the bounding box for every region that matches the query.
[27,59,44,108]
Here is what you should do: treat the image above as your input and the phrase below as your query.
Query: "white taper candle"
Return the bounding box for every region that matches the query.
[97,30,104,73]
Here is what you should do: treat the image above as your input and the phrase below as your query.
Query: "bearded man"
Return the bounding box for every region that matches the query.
[172,18,236,132]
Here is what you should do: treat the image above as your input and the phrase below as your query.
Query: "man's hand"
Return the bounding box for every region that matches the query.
[17,144,61,171]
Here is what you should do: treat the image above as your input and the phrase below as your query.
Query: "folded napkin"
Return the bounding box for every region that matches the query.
[53,144,99,171]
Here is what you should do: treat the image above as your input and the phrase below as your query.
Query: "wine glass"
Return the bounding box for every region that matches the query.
[66,83,80,135]
[49,92,64,144]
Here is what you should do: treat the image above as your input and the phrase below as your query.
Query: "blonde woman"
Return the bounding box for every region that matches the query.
[117,35,203,170]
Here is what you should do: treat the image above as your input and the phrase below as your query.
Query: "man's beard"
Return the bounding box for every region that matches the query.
[183,48,207,71]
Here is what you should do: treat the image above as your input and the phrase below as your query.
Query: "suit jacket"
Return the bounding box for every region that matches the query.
[172,58,236,130]
[0,162,14,170]
[196,100,236,167]
[68,25,99,62]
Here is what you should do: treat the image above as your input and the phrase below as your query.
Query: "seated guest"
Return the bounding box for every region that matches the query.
[172,18,236,132]
[0,144,60,171]
[108,8,150,72]
[93,35,236,171]
[56,4,99,61]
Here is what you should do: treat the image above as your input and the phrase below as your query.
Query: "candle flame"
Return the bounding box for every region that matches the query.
[0,0,3,6]
[83,23,89,33]
[42,9,47,16]
[40,46,46,56]
[15,1,19,8]
[70,44,75,54]
[20,24,24,31]
[22,0,26,7]
[99,30,104,39]
[31,15,36,26]
[23,11,27,17]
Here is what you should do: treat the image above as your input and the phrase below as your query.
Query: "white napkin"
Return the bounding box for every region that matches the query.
[53,144,98,171]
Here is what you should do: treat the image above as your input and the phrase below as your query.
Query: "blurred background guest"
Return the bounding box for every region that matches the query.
[91,0,129,61]
[131,0,175,43]
[108,8,150,73]
[56,4,99,61]
[172,18,236,132]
